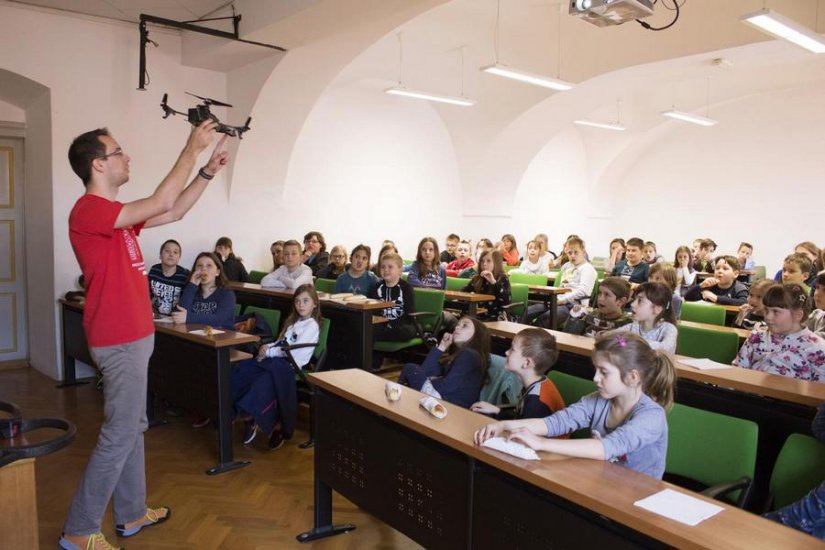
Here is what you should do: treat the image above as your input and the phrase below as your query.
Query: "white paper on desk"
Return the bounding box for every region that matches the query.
[680,357,732,370]
[482,437,540,461]
[189,329,225,336]
[634,489,723,526]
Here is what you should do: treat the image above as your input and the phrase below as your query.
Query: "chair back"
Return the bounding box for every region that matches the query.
[680,302,726,326]
[313,317,331,365]
[446,276,468,290]
[243,306,282,339]
[751,265,767,282]
[412,288,446,334]
[314,278,336,293]
[503,265,518,273]
[507,283,529,322]
[546,371,596,439]
[666,403,758,506]
[676,325,740,364]
[249,270,267,284]
[509,272,549,286]
[769,433,825,510]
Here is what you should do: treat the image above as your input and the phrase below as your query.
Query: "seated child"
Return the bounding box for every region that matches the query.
[691,239,715,274]
[261,240,314,289]
[734,278,778,330]
[500,234,520,266]
[564,277,632,337]
[474,332,676,479]
[604,238,626,274]
[774,242,820,289]
[214,236,249,282]
[173,252,236,328]
[513,240,550,274]
[643,241,665,265]
[604,282,678,354]
[446,240,475,277]
[148,239,189,315]
[610,237,649,284]
[533,233,557,269]
[440,233,460,264]
[808,272,825,338]
[684,255,748,305]
[734,283,825,381]
[371,243,399,277]
[398,316,490,408]
[270,240,285,271]
[470,328,565,420]
[674,245,697,288]
[369,252,417,342]
[316,244,348,280]
[737,242,755,271]
[462,250,511,321]
[538,236,597,328]
[781,253,814,296]
[302,231,329,276]
[334,244,378,295]
[231,283,320,450]
[408,237,447,289]
[648,262,683,320]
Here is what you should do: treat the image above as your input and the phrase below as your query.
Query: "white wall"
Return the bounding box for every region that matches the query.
[0,98,24,123]
[610,85,825,271]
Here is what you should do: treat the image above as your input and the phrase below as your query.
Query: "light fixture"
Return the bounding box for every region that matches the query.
[479,1,575,91]
[573,120,626,131]
[384,87,476,106]
[741,8,825,54]
[480,64,574,91]
[575,99,626,131]
[384,35,475,107]
[661,109,717,127]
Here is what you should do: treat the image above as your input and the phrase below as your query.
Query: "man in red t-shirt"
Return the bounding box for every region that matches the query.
[61,121,228,550]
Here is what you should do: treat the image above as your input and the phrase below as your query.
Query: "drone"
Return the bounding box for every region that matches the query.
[160,92,252,139]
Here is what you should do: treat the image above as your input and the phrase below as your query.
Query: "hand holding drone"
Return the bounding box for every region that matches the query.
[161,92,252,139]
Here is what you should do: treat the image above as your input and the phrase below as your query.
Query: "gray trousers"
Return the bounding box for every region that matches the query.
[64,333,154,535]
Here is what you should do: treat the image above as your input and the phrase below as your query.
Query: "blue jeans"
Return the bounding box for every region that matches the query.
[765,481,825,539]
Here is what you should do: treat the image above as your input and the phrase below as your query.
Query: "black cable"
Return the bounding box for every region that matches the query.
[636,0,682,31]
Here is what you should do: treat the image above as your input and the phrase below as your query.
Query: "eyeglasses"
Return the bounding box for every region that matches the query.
[97,147,123,160]
[304,239,320,244]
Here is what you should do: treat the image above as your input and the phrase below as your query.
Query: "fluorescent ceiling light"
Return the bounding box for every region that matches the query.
[741,8,825,54]
[573,120,626,131]
[661,109,717,127]
[384,86,476,107]
[480,64,575,91]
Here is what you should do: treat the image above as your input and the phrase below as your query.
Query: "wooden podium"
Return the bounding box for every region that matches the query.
[0,458,38,548]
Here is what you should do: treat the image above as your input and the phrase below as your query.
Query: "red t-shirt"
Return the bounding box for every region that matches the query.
[69,194,154,347]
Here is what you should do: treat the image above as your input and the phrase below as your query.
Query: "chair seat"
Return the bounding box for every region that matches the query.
[374,338,424,353]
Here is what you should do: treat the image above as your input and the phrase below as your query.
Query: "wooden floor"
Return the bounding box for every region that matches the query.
[0,367,421,549]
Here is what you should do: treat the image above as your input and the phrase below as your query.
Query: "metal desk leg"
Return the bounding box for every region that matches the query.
[206,348,251,476]
[549,294,559,330]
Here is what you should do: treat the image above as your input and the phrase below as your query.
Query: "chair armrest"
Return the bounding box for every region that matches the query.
[282,342,318,352]
[408,311,437,318]
[500,301,525,311]
[700,477,752,507]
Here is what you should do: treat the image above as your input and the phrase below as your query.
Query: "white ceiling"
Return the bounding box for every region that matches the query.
[8,0,232,24]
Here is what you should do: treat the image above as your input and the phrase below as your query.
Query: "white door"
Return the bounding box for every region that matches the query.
[0,137,27,362]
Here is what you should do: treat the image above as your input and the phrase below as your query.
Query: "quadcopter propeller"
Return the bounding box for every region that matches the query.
[185,91,233,108]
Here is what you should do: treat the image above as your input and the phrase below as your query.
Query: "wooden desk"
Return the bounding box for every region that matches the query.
[300,369,813,549]
[229,282,393,371]
[443,290,495,318]
[526,285,571,329]
[484,320,825,510]
[58,300,259,475]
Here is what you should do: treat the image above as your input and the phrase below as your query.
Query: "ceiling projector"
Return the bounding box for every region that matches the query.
[569,0,654,27]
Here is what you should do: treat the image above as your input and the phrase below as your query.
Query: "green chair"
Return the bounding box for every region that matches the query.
[677,325,739,364]
[595,268,606,280]
[249,270,267,284]
[314,278,336,293]
[287,317,331,449]
[546,371,596,439]
[373,288,445,354]
[242,305,282,342]
[665,403,758,507]
[500,283,529,322]
[588,279,601,307]
[509,272,549,286]
[680,302,726,326]
[768,433,825,510]
[446,276,469,291]
[479,354,522,406]
[552,271,564,287]
[503,265,518,273]
[751,266,766,283]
